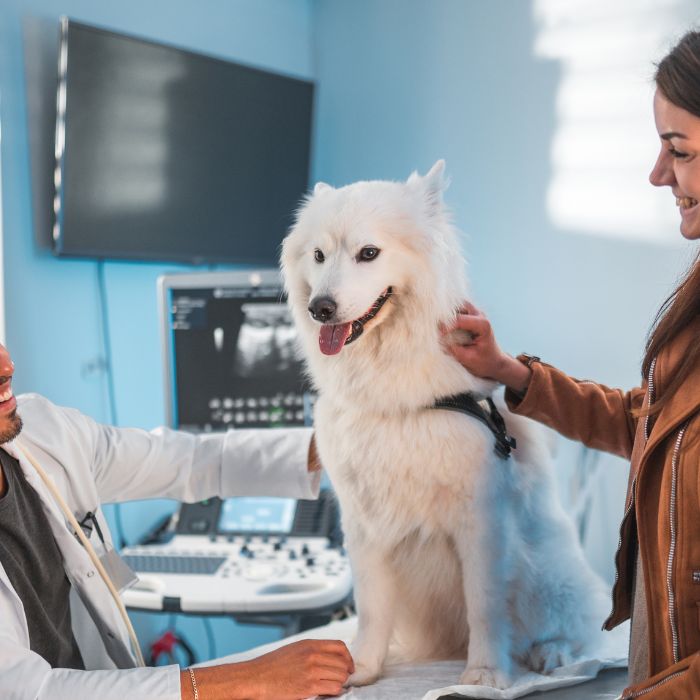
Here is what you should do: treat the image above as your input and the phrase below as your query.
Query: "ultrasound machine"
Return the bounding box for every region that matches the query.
[120,270,353,627]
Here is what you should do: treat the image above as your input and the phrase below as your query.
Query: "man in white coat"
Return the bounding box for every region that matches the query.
[0,341,353,700]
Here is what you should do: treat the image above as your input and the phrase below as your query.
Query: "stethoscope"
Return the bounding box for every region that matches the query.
[15,441,146,667]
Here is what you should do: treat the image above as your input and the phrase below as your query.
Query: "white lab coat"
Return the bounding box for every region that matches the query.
[0,393,317,700]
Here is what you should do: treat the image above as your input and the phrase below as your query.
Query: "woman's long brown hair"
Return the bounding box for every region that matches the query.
[640,30,700,416]
[640,253,700,416]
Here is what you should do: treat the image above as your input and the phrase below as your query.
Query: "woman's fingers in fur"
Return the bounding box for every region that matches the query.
[457,300,481,316]
[440,302,484,336]
[448,342,479,365]
[444,311,491,340]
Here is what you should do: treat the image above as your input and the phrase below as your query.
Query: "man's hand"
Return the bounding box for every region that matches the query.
[443,302,532,393]
[181,639,354,700]
[308,434,322,473]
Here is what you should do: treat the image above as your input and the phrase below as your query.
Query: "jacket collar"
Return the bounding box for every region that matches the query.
[643,319,700,457]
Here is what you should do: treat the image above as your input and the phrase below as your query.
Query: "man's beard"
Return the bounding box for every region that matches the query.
[0,412,23,445]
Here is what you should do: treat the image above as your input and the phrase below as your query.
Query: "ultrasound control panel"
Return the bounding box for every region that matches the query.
[121,492,352,615]
[121,535,351,614]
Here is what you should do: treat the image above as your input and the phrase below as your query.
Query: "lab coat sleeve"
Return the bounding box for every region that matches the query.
[66,405,319,504]
[0,599,181,700]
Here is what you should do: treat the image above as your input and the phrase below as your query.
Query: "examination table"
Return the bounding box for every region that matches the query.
[202,617,629,699]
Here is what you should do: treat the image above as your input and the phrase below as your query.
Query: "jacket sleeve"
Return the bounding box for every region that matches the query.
[59,403,318,505]
[504,356,646,460]
[620,651,700,698]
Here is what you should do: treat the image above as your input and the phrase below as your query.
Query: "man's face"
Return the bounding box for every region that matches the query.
[0,343,22,444]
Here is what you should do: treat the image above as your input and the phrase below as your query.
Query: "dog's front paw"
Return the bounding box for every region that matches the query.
[527,640,575,673]
[347,661,382,687]
[459,666,511,689]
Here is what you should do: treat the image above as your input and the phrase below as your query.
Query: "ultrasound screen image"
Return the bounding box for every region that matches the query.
[233,303,298,378]
[218,497,296,534]
[169,285,314,431]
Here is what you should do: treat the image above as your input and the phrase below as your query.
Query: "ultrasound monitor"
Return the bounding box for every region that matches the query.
[159,270,315,432]
[217,497,297,534]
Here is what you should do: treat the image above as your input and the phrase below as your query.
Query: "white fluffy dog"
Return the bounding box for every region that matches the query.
[281,161,607,689]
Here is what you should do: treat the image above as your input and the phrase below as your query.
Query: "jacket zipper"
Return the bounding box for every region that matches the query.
[666,422,688,663]
[622,670,687,698]
[643,357,657,441]
[640,356,688,665]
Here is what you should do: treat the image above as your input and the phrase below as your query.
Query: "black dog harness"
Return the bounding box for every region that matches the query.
[433,393,517,460]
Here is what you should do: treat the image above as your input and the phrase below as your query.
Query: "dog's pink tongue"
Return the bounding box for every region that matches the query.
[319,323,353,356]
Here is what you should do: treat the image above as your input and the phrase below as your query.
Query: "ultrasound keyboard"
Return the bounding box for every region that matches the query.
[121,534,352,614]
[122,554,227,575]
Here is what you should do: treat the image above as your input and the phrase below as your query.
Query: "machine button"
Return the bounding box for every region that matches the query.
[243,564,275,581]
[189,518,210,533]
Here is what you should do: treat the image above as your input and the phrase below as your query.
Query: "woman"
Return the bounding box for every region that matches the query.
[447,30,700,699]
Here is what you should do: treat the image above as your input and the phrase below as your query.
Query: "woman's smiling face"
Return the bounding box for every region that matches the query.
[649,89,700,240]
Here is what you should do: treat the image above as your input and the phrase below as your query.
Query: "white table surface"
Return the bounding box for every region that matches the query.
[202,617,630,700]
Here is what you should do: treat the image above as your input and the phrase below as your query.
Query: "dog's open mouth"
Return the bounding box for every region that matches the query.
[318,287,393,356]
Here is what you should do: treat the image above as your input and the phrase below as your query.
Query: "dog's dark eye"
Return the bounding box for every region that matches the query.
[314,249,325,263]
[357,246,380,262]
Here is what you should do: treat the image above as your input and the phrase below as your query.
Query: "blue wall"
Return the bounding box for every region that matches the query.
[1,0,314,661]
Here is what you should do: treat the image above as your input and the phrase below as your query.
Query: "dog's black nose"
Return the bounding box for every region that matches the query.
[308,296,337,323]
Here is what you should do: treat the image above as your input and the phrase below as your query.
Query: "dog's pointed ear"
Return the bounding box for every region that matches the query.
[407,159,447,214]
[313,181,333,195]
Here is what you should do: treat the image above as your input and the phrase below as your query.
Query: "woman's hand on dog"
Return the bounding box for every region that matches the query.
[443,302,532,393]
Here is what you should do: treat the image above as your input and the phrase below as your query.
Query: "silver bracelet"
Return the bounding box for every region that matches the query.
[188,667,199,700]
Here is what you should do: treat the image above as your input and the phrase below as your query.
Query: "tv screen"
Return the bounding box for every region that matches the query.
[53,19,314,265]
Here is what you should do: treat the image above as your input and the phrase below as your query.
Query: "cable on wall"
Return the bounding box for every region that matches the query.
[96,259,128,549]
[203,617,217,660]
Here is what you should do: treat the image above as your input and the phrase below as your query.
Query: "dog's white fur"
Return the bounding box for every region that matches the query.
[281,161,608,688]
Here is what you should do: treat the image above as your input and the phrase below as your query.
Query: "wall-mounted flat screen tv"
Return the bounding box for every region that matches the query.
[53,19,314,265]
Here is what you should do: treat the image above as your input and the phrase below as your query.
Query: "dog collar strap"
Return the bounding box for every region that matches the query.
[432,394,517,460]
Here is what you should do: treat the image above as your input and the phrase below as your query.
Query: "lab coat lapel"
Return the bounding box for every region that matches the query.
[2,441,90,568]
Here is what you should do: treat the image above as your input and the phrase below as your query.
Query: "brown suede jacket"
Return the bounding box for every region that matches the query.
[504,323,700,699]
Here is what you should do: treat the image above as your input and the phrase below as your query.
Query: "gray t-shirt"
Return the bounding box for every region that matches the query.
[0,449,84,669]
